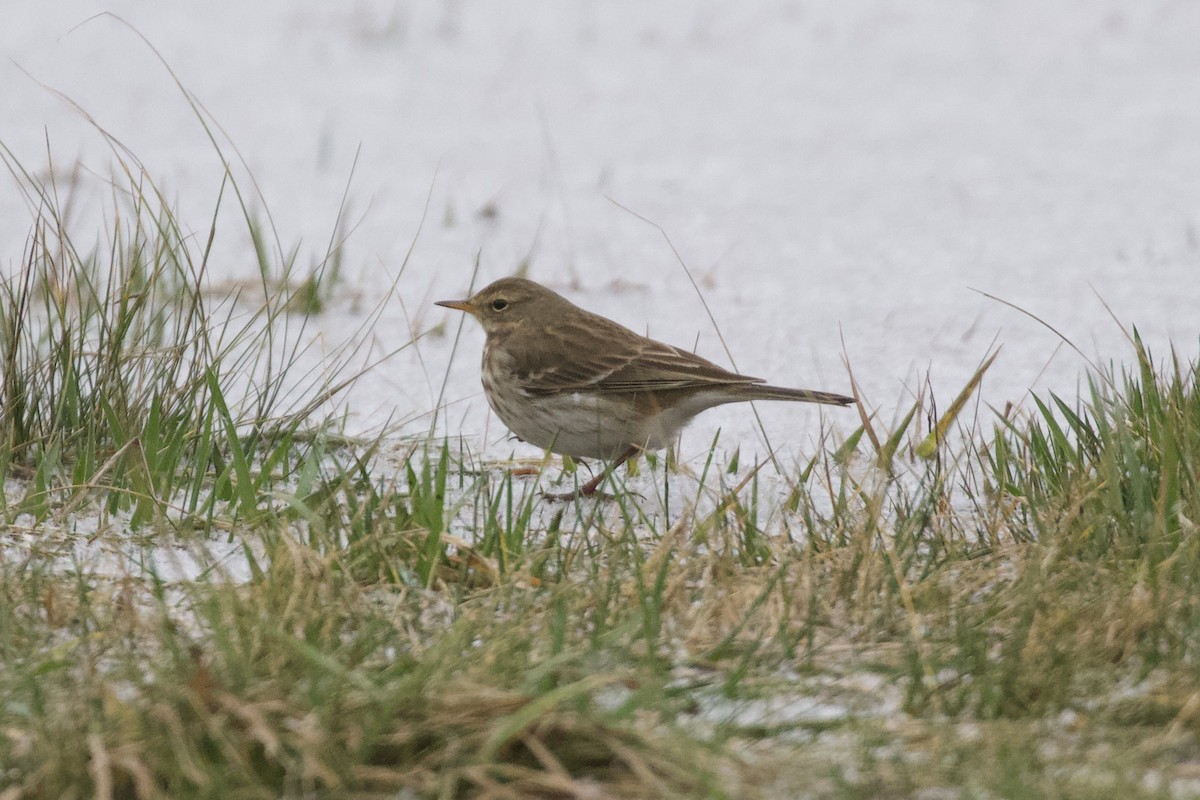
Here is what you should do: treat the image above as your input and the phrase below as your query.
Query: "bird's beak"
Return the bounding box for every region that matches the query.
[435,298,476,315]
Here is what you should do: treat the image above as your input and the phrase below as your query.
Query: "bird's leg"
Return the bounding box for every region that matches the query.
[544,446,640,501]
[578,446,638,496]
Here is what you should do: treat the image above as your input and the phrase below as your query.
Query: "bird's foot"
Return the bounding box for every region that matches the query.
[542,446,641,502]
[542,487,619,502]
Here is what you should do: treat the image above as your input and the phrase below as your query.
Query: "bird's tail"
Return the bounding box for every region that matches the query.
[741,384,855,406]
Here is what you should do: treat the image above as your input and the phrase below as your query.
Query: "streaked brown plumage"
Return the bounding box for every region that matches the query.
[437,277,853,497]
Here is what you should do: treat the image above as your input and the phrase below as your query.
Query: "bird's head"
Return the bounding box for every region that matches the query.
[435,277,563,337]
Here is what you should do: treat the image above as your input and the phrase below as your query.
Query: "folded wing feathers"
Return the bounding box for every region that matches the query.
[594,341,761,392]
[518,316,761,396]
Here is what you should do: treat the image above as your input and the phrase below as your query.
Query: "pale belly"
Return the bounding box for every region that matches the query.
[489,389,650,460]
[480,345,724,460]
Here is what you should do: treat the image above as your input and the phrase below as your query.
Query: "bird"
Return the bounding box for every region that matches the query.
[436,277,853,499]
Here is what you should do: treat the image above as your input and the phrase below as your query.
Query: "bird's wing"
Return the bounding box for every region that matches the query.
[510,313,762,397]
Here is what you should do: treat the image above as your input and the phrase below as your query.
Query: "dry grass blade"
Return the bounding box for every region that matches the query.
[916,347,1000,459]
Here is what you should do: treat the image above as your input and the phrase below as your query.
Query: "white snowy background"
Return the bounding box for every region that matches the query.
[3,0,1199,464]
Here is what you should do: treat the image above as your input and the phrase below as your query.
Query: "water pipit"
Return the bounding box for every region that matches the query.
[437,277,853,499]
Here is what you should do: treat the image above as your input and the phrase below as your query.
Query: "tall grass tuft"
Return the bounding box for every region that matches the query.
[989,331,1200,563]
[0,143,356,527]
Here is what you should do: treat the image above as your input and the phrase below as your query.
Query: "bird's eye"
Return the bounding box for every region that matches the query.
[491,299,509,311]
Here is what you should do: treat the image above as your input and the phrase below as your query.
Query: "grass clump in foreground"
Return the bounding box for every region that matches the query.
[4,159,1200,797]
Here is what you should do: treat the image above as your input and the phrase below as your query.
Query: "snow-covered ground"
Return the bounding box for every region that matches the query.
[3,0,1199,463]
